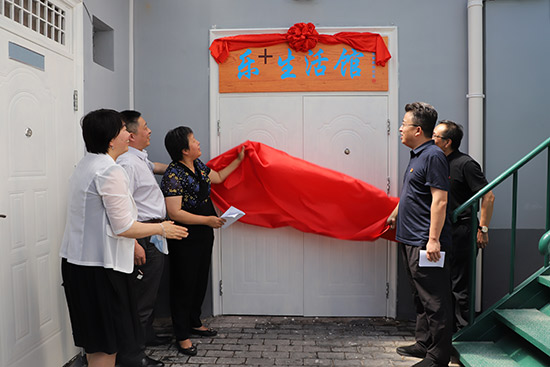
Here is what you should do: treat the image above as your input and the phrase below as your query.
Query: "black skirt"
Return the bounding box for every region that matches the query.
[61,258,143,354]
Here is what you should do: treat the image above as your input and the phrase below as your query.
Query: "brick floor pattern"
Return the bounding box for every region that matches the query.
[147,316,462,367]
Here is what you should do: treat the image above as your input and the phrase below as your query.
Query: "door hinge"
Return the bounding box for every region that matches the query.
[386,119,390,135]
[386,282,390,299]
[73,90,78,112]
[386,177,390,195]
[217,120,221,136]
[219,279,223,296]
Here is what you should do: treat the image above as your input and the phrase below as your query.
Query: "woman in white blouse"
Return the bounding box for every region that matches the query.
[59,109,187,367]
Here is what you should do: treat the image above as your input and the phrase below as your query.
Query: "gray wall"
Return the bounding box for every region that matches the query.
[480,0,550,315]
[83,0,131,113]
[485,0,550,229]
[131,0,464,320]
[125,0,549,320]
[133,0,468,320]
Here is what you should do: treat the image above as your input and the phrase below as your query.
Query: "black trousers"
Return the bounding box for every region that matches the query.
[400,243,453,365]
[168,228,214,341]
[450,221,476,331]
[133,237,165,340]
[118,236,165,360]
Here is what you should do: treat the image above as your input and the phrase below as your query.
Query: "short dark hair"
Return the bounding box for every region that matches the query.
[404,102,438,138]
[81,109,123,154]
[437,120,463,151]
[164,126,194,162]
[120,110,141,134]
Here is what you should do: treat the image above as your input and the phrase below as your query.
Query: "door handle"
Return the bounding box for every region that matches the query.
[0,214,6,218]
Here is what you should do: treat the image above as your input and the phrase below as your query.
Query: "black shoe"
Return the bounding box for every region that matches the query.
[145,335,172,346]
[396,343,427,359]
[117,355,164,367]
[411,358,448,367]
[190,327,218,337]
[174,341,197,356]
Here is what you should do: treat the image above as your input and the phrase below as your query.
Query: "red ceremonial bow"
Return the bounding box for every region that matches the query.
[285,22,319,52]
[209,22,391,66]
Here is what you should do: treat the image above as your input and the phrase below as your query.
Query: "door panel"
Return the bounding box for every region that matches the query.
[303,96,388,188]
[218,95,389,316]
[221,223,304,315]
[0,26,78,367]
[219,96,304,315]
[303,96,388,316]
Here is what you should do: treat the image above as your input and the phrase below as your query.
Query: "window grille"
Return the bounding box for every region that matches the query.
[1,0,66,45]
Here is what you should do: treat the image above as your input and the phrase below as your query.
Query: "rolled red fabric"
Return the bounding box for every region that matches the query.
[209,24,391,66]
[207,141,398,242]
[209,33,287,63]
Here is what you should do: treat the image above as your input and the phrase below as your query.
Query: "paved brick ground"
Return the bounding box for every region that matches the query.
[146,316,462,367]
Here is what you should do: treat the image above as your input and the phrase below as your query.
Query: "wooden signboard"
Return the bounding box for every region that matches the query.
[218,38,389,93]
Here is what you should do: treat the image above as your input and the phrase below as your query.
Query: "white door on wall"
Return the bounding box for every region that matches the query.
[0,8,80,367]
[218,96,305,315]
[218,94,389,316]
[302,96,388,316]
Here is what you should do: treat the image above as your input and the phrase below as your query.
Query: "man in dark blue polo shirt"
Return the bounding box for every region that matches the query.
[387,102,452,367]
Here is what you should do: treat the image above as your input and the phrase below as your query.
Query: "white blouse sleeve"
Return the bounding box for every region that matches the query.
[96,165,136,235]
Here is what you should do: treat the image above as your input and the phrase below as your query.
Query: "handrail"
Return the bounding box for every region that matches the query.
[451,136,550,325]
[452,136,550,222]
[539,230,550,267]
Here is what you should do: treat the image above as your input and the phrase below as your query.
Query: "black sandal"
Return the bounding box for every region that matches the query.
[190,327,218,337]
[175,341,197,356]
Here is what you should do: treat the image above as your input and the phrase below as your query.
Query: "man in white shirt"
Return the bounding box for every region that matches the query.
[116,110,169,367]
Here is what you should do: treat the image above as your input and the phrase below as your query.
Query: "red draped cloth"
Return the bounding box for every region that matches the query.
[210,22,391,66]
[207,141,398,242]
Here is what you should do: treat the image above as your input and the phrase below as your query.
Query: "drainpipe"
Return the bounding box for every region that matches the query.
[467,0,484,163]
[467,0,484,313]
[129,0,135,109]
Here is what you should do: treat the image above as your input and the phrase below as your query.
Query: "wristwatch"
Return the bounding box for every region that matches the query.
[478,225,489,233]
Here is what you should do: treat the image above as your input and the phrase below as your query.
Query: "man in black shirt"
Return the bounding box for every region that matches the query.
[433,120,495,331]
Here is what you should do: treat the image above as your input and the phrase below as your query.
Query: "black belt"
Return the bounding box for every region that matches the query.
[143,218,165,223]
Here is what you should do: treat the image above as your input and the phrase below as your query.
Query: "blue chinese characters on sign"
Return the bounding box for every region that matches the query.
[278,48,297,79]
[238,49,259,79]
[305,49,329,76]
[334,47,364,79]
[236,46,369,81]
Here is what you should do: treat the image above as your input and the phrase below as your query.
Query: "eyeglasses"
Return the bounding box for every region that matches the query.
[432,134,449,140]
[401,123,420,128]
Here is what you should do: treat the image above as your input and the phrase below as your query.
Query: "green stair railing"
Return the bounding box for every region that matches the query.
[539,230,550,267]
[452,136,550,324]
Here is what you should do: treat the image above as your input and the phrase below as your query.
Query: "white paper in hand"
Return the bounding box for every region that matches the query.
[419,250,445,268]
[220,206,245,228]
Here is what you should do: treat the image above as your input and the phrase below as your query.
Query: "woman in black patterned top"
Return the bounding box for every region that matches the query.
[161,126,244,356]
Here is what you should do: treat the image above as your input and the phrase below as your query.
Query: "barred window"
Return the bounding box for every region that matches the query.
[1,0,66,45]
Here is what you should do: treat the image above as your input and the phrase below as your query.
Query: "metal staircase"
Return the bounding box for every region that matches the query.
[451,137,550,366]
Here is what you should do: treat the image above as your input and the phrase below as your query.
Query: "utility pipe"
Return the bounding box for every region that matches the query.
[129,0,135,109]
[467,0,484,313]
[467,0,484,163]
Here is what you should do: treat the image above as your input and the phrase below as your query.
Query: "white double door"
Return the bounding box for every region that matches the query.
[217,95,390,316]
[0,19,80,367]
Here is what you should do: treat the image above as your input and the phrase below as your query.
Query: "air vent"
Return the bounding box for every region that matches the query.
[1,0,66,45]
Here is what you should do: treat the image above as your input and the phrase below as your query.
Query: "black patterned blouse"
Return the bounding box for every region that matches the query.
[160,159,215,216]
